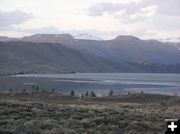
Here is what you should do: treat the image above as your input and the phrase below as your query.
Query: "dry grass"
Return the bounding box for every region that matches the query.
[0,93,180,134]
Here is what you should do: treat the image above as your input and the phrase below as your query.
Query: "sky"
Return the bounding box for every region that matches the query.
[0,0,180,40]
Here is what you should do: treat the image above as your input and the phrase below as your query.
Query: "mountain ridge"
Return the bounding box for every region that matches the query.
[0,34,180,74]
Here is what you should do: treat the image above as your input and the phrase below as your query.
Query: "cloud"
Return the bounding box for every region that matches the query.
[130,5,158,20]
[86,2,157,23]
[87,2,140,17]
[0,26,62,37]
[0,0,179,40]
[86,0,180,39]
[19,26,61,34]
[87,3,120,16]
[144,0,180,16]
[0,10,33,29]
[87,0,180,20]
[130,29,158,39]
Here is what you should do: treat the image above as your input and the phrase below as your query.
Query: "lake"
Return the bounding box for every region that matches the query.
[0,73,180,96]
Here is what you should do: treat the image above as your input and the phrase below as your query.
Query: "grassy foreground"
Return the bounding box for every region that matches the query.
[0,93,180,134]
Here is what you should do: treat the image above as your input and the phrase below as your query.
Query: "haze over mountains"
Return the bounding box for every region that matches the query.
[0,34,180,74]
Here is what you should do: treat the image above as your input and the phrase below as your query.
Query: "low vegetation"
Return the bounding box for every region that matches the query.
[0,92,180,134]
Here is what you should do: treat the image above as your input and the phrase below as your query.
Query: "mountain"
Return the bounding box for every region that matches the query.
[0,41,124,74]
[0,34,180,74]
[0,36,16,42]
[21,34,75,44]
[20,34,180,64]
[56,35,180,64]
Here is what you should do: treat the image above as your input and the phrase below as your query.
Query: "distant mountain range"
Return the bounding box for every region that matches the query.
[0,34,180,74]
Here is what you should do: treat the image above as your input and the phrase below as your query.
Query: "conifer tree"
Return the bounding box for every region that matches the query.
[70,90,75,96]
[108,89,113,96]
[90,91,96,97]
[85,91,89,97]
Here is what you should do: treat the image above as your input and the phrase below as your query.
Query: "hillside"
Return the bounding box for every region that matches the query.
[19,34,180,64]
[0,34,180,74]
[0,41,123,74]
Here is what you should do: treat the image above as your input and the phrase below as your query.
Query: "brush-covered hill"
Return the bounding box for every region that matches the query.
[0,34,180,74]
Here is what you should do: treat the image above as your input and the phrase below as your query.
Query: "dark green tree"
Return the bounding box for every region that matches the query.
[52,88,55,93]
[108,89,113,96]
[35,86,39,93]
[22,88,26,94]
[32,85,35,93]
[90,91,96,97]
[85,91,89,97]
[70,90,75,96]
[81,93,84,98]
[140,90,144,99]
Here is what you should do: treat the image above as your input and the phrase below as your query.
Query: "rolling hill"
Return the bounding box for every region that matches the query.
[0,34,180,74]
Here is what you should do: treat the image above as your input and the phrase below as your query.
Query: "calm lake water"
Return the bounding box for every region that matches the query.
[0,73,180,96]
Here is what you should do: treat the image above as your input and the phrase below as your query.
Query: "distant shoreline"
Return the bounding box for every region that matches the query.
[0,71,77,77]
[1,71,180,77]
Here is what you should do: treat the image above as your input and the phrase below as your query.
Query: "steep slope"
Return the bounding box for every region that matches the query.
[105,36,180,64]
[19,34,180,64]
[59,35,180,64]
[0,34,180,74]
[0,41,123,74]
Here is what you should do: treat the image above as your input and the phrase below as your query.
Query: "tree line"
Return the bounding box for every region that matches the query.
[70,89,114,97]
[8,85,114,97]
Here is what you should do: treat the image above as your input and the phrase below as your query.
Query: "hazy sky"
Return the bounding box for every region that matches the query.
[0,0,180,40]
